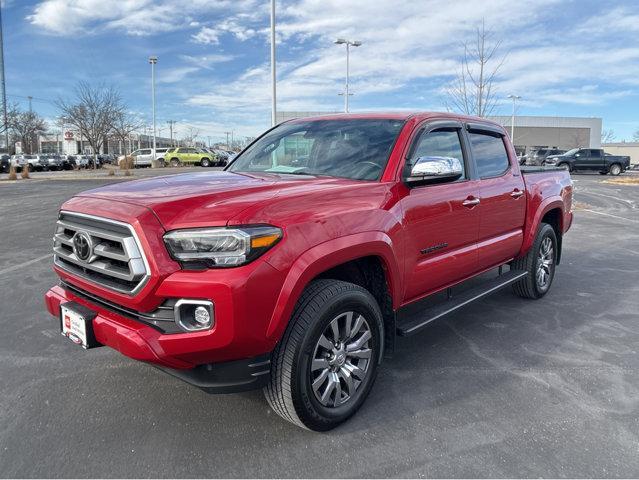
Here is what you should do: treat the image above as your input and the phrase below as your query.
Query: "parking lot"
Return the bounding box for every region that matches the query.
[0,171,638,477]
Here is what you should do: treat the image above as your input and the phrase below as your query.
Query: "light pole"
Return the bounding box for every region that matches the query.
[508,94,521,142]
[0,2,8,153]
[334,39,362,113]
[149,56,158,167]
[270,0,277,126]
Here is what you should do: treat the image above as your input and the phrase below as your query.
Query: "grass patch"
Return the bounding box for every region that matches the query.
[603,177,639,186]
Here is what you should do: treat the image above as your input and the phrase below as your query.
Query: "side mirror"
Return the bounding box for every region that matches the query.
[406,156,463,184]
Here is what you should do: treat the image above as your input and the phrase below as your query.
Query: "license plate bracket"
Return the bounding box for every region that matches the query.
[60,302,101,349]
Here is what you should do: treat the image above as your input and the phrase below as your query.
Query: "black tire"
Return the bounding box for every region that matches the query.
[264,279,383,431]
[170,158,180,167]
[599,171,607,175]
[512,223,558,299]
[609,163,622,176]
[201,158,211,167]
[557,162,572,173]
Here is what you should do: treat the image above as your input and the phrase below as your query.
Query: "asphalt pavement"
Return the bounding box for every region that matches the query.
[0,172,638,478]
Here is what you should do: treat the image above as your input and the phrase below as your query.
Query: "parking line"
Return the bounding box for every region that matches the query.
[0,254,52,276]
[581,209,639,224]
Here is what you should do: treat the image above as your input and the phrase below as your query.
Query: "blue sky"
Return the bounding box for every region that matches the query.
[3,0,639,142]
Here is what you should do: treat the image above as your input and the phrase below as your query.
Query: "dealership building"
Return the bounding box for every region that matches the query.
[276,111,602,156]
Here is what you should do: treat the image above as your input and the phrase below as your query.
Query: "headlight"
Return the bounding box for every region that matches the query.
[163,225,282,268]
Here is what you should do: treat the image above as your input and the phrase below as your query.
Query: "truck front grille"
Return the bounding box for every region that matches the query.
[53,211,150,295]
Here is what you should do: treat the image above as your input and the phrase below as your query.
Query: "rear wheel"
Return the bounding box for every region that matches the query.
[201,158,211,167]
[264,279,383,431]
[512,223,557,299]
[609,163,622,176]
[170,158,180,167]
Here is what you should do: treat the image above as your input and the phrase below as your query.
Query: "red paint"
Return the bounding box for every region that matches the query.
[44,112,572,369]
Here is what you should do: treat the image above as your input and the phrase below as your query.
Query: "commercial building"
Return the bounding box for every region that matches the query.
[276,111,602,157]
[602,142,639,166]
[36,130,178,155]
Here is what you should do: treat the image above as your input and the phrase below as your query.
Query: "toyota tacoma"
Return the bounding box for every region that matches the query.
[45,113,573,431]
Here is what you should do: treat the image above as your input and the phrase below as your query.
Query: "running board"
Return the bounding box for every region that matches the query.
[396,270,528,337]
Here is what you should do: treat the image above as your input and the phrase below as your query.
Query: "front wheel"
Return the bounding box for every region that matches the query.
[264,279,383,431]
[609,163,622,176]
[201,158,211,167]
[170,158,180,167]
[557,162,572,172]
[511,223,557,299]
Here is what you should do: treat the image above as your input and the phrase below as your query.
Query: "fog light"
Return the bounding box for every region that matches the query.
[174,300,214,332]
[194,306,210,326]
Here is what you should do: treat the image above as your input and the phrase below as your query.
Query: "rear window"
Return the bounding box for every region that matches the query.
[469,132,510,178]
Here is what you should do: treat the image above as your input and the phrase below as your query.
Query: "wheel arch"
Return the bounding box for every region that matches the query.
[519,200,565,264]
[265,232,401,355]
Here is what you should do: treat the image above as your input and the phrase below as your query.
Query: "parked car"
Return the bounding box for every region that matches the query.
[1,154,9,173]
[40,154,64,171]
[10,154,40,171]
[526,148,566,166]
[75,155,100,169]
[164,147,214,167]
[545,148,631,175]
[45,112,573,431]
[62,155,77,170]
[118,148,169,168]
[97,154,116,165]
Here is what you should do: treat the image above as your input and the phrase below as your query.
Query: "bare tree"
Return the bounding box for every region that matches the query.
[57,82,123,168]
[7,103,48,154]
[601,129,616,144]
[183,126,200,147]
[633,129,639,142]
[110,111,143,160]
[445,20,506,117]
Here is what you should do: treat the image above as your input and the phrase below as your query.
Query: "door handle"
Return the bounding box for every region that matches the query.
[510,190,525,199]
[462,197,481,208]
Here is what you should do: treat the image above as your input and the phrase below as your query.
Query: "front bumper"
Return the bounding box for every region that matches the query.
[45,282,275,392]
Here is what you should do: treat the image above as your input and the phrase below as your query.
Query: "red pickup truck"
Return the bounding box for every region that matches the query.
[45,112,573,431]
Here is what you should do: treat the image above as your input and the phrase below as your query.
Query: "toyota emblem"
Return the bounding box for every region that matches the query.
[72,232,92,261]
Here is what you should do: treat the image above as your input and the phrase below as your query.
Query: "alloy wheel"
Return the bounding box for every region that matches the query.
[310,311,373,408]
[536,236,554,289]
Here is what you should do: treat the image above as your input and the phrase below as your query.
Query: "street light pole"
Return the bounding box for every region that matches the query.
[0,3,8,153]
[507,94,521,142]
[334,39,362,113]
[149,56,158,167]
[270,0,277,126]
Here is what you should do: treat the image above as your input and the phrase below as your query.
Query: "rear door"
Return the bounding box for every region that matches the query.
[399,121,481,302]
[587,149,604,170]
[466,124,526,271]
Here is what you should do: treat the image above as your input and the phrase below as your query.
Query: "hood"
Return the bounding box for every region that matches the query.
[76,171,370,230]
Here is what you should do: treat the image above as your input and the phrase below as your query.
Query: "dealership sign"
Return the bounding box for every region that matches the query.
[64,131,74,140]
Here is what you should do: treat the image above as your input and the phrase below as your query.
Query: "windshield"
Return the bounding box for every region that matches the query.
[228,119,405,181]
[562,148,579,156]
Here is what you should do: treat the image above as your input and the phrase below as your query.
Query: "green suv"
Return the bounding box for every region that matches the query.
[165,147,215,167]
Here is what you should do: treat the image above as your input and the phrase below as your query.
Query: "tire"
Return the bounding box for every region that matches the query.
[511,223,558,299]
[557,162,572,172]
[609,163,622,176]
[201,158,211,167]
[158,159,165,168]
[599,171,607,175]
[264,279,384,431]
[170,158,180,167]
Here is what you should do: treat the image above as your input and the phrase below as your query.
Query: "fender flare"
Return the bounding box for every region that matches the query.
[518,197,565,258]
[265,231,402,341]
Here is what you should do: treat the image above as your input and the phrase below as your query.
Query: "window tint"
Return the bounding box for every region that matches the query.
[469,132,510,178]
[406,129,465,179]
[140,149,152,155]
[590,149,601,158]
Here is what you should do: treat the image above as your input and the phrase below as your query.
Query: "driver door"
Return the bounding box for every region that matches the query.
[399,122,481,303]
